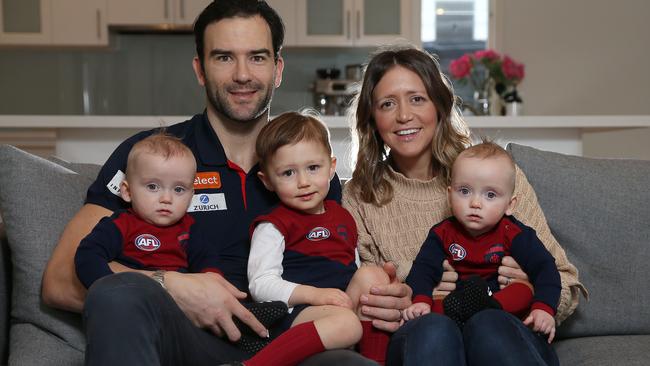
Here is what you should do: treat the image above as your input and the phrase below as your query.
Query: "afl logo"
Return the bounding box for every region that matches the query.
[135,234,161,251]
[449,243,467,261]
[307,227,330,241]
[199,194,210,204]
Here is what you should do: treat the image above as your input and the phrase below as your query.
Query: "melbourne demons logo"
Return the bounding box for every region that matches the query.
[307,227,330,241]
[336,224,348,241]
[135,234,161,251]
[177,232,190,250]
[448,243,467,261]
[484,243,505,264]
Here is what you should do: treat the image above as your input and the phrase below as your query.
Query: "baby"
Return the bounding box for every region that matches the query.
[404,141,561,343]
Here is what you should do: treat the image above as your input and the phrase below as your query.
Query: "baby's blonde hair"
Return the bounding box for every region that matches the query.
[454,140,516,193]
[126,131,195,177]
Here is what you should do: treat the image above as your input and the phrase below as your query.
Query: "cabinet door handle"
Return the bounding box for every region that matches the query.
[346,10,351,39]
[356,10,360,39]
[96,10,101,39]
[164,0,170,19]
[180,0,185,19]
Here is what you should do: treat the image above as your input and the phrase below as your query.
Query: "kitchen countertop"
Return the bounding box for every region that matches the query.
[1,114,648,170]
[1,115,649,129]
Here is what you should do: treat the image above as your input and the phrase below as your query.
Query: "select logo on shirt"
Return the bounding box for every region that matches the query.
[449,243,467,261]
[307,227,330,241]
[194,172,222,189]
[135,234,161,251]
[188,193,228,212]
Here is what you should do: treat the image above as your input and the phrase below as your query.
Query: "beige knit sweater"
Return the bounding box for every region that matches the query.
[342,165,587,324]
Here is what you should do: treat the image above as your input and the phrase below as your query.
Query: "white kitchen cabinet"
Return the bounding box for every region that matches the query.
[51,0,107,45]
[266,0,297,46]
[0,0,51,44]
[0,0,107,46]
[107,0,211,27]
[295,0,415,46]
[176,0,211,25]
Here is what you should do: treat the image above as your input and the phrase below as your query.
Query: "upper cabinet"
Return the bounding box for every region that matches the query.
[1,0,418,47]
[294,0,415,46]
[51,0,107,45]
[107,0,211,27]
[267,0,297,46]
[0,0,51,44]
[0,0,107,46]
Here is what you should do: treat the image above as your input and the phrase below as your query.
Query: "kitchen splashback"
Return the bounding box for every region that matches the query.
[0,33,372,116]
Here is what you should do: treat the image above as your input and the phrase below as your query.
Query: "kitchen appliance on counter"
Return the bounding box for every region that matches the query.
[312,67,358,116]
[313,79,357,116]
[345,64,363,81]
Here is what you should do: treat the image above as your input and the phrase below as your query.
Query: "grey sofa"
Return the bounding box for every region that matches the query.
[0,143,649,365]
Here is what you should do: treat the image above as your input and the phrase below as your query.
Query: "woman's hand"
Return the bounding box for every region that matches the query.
[359,262,412,332]
[432,260,458,298]
[498,256,529,289]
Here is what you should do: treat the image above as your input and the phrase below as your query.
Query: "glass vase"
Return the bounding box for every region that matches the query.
[473,84,492,116]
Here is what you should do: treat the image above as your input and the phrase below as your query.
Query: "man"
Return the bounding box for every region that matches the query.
[41,1,411,364]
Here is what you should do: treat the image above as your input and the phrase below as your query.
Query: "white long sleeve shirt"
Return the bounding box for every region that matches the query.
[247,222,299,305]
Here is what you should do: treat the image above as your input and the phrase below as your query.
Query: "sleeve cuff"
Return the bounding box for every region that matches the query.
[201,267,224,276]
[531,301,555,316]
[413,294,433,307]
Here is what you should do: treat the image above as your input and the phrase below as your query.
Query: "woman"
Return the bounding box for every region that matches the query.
[342,45,586,365]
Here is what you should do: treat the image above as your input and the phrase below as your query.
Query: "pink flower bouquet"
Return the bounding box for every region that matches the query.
[449,49,525,103]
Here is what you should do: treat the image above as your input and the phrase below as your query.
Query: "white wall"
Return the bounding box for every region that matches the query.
[492,0,650,159]
[493,0,650,116]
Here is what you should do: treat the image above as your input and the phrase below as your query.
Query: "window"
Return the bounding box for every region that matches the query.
[421,0,489,102]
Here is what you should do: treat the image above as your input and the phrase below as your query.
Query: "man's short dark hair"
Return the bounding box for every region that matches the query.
[193,0,285,66]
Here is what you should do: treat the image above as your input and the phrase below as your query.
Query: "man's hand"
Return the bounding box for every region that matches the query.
[498,256,529,289]
[524,309,556,343]
[359,262,412,332]
[165,271,267,342]
[432,260,458,297]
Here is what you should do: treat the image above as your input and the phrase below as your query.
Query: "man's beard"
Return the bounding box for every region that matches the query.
[205,79,274,123]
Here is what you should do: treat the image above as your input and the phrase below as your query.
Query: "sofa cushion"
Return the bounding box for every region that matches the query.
[508,143,650,338]
[9,323,83,366]
[554,335,650,366]
[0,145,100,360]
[48,156,102,180]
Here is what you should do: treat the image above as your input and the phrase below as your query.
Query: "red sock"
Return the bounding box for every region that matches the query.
[432,298,445,314]
[244,321,324,366]
[493,282,533,316]
[358,321,389,365]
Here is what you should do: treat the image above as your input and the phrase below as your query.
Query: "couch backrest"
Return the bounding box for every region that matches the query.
[0,145,102,364]
[508,143,650,339]
[0,222,10,365]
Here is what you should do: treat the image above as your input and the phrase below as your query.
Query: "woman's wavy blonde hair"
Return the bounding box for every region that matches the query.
[347,45,471,206]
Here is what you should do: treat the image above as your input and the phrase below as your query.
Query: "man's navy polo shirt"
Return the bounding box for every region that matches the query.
[85,112,342,292]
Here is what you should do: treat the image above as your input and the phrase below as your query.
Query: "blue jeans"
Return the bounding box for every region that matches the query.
[83,272,377,366]
[386,310,558,366]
